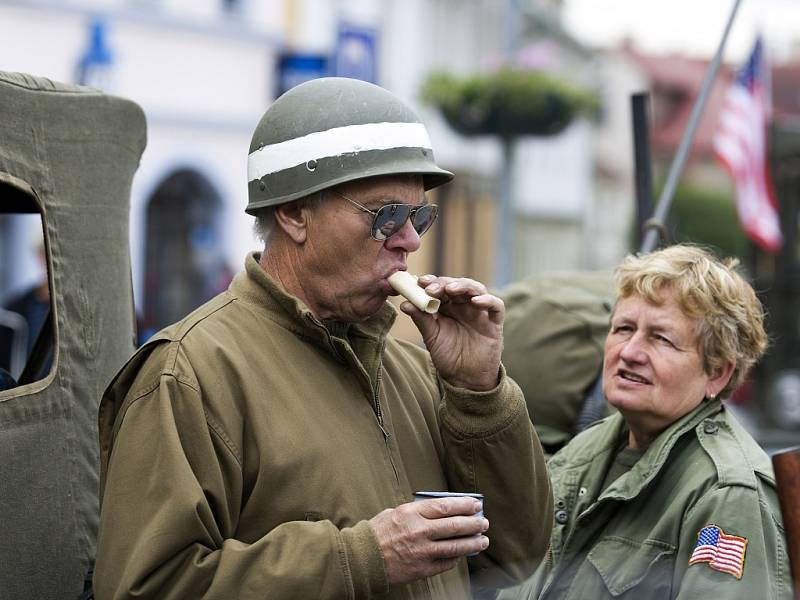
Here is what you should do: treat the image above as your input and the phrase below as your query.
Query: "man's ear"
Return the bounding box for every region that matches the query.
[274,202,308,244]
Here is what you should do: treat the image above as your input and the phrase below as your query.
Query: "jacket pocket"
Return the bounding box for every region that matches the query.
[587,536,675,597]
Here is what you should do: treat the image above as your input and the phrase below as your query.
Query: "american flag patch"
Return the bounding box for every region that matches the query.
[689,525,747,579]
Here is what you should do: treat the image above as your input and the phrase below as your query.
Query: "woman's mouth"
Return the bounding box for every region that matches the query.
[617,369,651,384]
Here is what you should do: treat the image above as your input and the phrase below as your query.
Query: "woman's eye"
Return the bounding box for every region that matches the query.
[654,334,674,346]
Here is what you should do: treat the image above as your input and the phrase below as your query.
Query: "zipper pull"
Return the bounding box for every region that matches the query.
[377,420,391,440]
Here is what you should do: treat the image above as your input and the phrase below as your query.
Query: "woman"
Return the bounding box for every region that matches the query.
[501,244,791,599]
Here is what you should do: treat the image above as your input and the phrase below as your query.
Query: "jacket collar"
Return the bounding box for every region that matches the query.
[598,398,724,501]
[229,252,398,357]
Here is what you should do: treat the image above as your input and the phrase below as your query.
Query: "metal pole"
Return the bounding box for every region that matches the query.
[640,0,742,253]
[494,0,520,286]
[504,0,521,59]
[495,138,515,287]
[631,92,654,250]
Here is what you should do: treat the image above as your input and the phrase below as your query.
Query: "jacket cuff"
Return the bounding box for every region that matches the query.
[340,519,389,598]
[439,364,528,438]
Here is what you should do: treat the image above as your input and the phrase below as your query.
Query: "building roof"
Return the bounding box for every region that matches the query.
[620,41,800,158]
[620,42,733,158]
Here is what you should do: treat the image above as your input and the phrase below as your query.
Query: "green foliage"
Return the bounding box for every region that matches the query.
[665,182,749,260]
[421,69,599,139]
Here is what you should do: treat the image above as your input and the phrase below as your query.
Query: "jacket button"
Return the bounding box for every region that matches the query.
[555,510,569,524]
[703,420,719,434]
[555,500,566,509]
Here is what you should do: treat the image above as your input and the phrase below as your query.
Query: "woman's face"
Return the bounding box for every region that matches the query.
[602,289,731,446]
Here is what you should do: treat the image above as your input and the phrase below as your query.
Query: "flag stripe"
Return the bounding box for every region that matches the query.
[712,36,783,253]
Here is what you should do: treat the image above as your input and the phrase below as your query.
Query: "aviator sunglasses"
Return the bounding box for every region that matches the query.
[330,189,439,241]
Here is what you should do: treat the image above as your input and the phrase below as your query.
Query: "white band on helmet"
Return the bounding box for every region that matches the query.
[247,121,432,182]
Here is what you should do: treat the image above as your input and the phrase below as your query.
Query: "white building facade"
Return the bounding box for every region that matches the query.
[0,0,638,336]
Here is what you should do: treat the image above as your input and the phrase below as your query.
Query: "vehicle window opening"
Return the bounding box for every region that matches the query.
[0,181,54,391]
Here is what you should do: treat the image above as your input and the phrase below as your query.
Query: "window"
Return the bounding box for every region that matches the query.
[142,169,230,341]
[0,181,53,390]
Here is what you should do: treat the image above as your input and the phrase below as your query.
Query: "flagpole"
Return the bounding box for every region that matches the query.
[639,0,742,253]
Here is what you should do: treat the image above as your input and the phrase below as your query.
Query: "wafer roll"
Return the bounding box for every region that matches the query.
[388,271,440,314]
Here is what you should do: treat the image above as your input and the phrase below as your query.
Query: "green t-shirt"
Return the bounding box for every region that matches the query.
[601,439,645,493]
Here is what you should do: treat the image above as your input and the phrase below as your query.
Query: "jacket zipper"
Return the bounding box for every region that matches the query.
[313,316,401,486]
[373,364,400,484]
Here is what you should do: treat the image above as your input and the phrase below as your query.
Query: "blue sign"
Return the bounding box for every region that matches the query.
[334,22,378,83]
[75,18,115,90]
[276,53,329,96]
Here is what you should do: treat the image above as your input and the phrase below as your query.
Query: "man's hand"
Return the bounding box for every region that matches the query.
[399,275,504,391]
[369,497,489,586]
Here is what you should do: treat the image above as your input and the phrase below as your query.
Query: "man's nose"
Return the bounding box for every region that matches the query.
[385,218,421,252]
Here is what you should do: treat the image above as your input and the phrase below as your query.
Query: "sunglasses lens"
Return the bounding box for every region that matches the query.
[411,204,438,237]
[372,204,411,240]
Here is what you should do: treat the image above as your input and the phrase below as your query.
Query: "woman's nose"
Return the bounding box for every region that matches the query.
[619,333,647,363]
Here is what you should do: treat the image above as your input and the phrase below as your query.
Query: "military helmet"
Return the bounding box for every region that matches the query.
[246,77,454,214]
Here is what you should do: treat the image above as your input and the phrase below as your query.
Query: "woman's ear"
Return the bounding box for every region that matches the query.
[274,202,308,244]
[706,360,736,398]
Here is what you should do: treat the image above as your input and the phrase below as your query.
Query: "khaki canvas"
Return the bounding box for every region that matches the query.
[0,71,145,599]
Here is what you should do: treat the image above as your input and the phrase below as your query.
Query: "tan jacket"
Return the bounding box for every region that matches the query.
[94,253,552,599]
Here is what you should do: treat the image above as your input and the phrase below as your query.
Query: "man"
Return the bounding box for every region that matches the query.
[94,77,552,599]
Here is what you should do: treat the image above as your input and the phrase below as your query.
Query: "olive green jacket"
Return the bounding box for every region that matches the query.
[95,253,552,600]
[499,399,791,600]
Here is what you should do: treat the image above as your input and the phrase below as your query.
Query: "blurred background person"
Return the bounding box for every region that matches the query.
[0,236,49,380]
[3,241,49,354]
[499,244,791,599]
[497,270,616,455]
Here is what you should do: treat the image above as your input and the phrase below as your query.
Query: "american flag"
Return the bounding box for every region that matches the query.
[712,36,783,253]
[688,525,748,579]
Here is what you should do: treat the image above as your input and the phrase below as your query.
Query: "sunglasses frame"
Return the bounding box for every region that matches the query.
[330,189,439,241]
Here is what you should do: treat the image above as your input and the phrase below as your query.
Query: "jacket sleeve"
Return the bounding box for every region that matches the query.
[94,373,387,600]
[674,481,792,600]
[438,365,553,595]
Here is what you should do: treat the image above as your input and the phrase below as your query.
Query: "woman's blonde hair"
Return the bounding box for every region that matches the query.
[614,244,768,398]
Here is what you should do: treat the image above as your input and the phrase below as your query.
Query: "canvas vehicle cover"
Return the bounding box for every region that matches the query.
[497,271,616,453]
[0,72,145,598]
